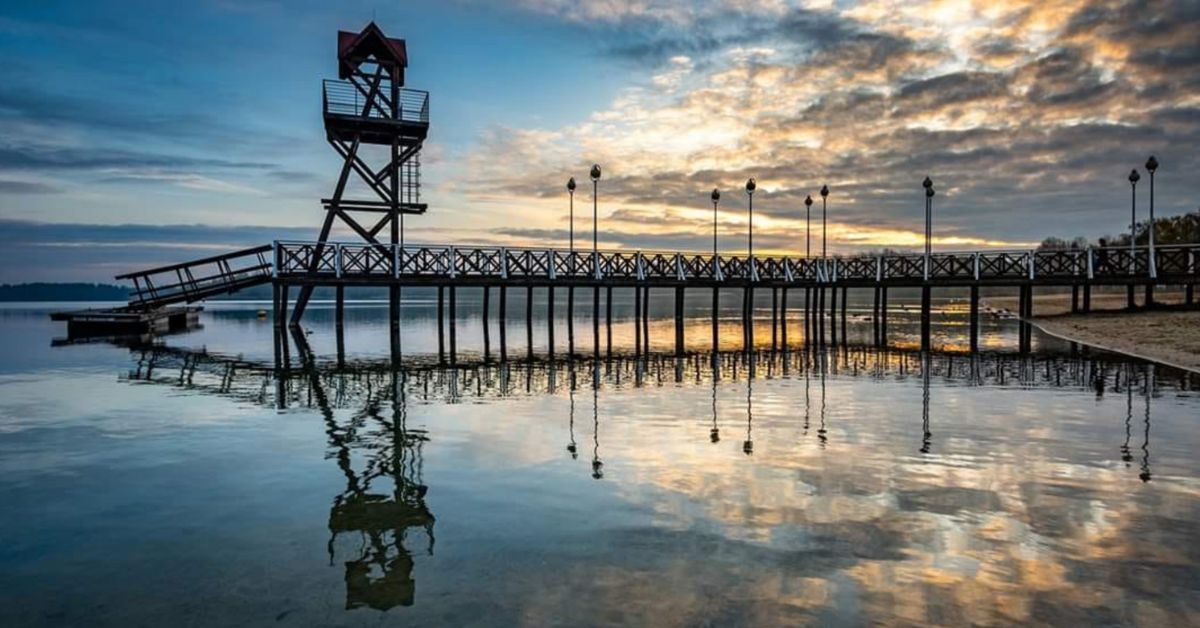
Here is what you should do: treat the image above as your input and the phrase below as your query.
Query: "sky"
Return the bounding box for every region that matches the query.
[0,0,1198,282]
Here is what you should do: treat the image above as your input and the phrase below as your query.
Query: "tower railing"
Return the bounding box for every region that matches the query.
[322,79,430,125]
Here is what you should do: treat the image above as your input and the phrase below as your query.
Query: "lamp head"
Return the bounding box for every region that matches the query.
[1129,169,1140,184]
[567,177,576,192]
[820,184,829,197]
[926,187,935,198]
[922,176,933,189]
[711,188,721,203]
[1145,155,1158,173]
[590,164,602,181]
[745,178,756,194]
[804,195,813,207]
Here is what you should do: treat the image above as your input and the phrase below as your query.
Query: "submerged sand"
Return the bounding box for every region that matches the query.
[985,291,1200,373]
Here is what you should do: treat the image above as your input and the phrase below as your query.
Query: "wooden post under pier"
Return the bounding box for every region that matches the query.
[592,286,600,356]
[829,285,838,345]
[641,286,650,354]
[568,287,575,355]
[969,284,979,352]
[499,285,508,362]
[449,286,457,364]
[780,288,788,349]
[920,285,932,351]
[547,286,555,359]
[437,285,445,363]
[606,286,613,357]
[771,287,779,352]
[711,287,719,352]
[335,285,345,365]
[840,286,848,344]
[634,285,642,355]
[526,285,533,359]
[879,286,888,346]
[482,286,491,361]
[674,286,685,357]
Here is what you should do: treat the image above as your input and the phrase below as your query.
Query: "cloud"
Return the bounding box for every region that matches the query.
[0,179,57,194]
[457,0,1200,250]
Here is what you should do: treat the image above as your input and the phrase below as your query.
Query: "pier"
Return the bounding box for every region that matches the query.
[69,22,1199,354]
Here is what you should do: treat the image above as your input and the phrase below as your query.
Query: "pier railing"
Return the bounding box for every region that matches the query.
[273,241,1199,286]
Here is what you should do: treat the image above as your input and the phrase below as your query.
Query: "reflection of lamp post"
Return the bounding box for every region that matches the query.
[711,188,721,259]
[745,178,756,260]
[820,185,829,259]
[710,374,720,443]
[1146,156,1158,278]
[591,381,603,480]
[743,377,753,455]
[804,195,813,258]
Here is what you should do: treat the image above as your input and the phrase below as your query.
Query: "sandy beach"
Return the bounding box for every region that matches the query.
[985,291,1200,372]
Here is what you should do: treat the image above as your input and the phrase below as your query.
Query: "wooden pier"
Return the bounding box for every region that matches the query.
[65,23,1199,352]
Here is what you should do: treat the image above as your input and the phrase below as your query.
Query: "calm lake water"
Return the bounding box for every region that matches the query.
[2,292,1199,627]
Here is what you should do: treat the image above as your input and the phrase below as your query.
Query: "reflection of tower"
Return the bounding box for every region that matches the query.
[326,369,436,611]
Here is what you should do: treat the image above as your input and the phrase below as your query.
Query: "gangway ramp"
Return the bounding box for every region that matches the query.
[117,244,273,309]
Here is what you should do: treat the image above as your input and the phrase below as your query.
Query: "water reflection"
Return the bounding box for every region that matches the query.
[110,336,1200,620]
[123,340,1190,488]
[288,328,435,611]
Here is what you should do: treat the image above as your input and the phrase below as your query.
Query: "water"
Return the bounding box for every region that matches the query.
[2,293,1199,626]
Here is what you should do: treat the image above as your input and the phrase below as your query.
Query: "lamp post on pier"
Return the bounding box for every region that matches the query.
[590,165,601,259]
[1129,168,1140,255]
[805,195,813,259]
[1127,168,1140,308]
[820,185,829,259]
[567,177,576,271]
[923,176,934,278]
[745,178,756,260]
[711,188,721,259]
[1146,156,1158,280]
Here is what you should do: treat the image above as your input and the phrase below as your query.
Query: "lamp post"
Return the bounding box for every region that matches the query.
[820,184,829,259]
[590,165,601,259]
[1146,156,1158,279]
[711,188,721,259]
[1129,168,1140,259]
[745,178,756,260]
[1128,168,1140,308]
[923,177,934,279]
[567,177,576,272]
[804,195,813,258]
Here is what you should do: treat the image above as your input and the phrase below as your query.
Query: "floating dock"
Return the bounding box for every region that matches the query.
[50,306,202,340]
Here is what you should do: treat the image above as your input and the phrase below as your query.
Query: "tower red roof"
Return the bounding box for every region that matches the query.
[337,22,408,81]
